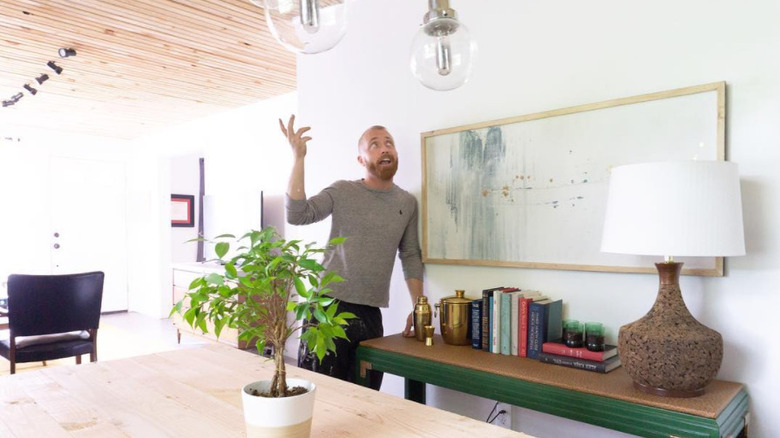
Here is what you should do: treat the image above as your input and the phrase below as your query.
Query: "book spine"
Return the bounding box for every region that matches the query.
[510,293,519,356]
[471,300,482,349]
[481,288,496,351]
[500,292,511,355]
[542,343,610,361]
[488,297,494,352]
[527,302,543,359]
[492,290,501,354]
[519,297,530,357]
[537,353,612,373]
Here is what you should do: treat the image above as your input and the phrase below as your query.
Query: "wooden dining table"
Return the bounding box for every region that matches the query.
[0,342,531,437]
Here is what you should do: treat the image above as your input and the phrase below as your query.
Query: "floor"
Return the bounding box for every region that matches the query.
[0,311,210,376]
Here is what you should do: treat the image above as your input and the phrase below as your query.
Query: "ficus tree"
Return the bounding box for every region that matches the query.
[171,226,355,397]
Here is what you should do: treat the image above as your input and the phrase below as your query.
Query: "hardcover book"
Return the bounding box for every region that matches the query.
[509,291,525,356]
[527,298,563,360]
[471,300,482,349]
[518,293,546,357]
[481,287,504,351]
[537,352,622,373]
[499,288,520,355]
[541,342,618,362]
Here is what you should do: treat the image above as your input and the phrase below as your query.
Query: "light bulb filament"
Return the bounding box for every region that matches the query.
[300,0,320,33]
[435,37,452,76]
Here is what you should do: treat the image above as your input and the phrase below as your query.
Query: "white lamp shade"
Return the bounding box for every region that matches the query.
[601,161,745,257]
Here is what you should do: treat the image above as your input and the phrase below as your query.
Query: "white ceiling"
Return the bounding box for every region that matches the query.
[0,0,297,140]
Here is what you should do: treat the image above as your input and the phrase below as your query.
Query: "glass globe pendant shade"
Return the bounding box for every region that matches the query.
[255,0,348,55]
[410,17,476,91]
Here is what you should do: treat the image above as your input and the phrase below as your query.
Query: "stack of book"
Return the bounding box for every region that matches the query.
[471,287,563,358]
[538,342,621,373]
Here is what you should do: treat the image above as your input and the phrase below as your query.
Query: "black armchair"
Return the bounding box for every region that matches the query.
[0,271,104,374]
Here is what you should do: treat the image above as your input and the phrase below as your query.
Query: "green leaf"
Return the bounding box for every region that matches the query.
[329,236,347,246]
[298,258,321,271]
[332,325,348,340]
[325,301,339,317]
[215,242,230,259]
[313,308,328,324]
[214,234,236,239]
[205,273,224,286]
[336,311,356,320]
[294,276,311,300]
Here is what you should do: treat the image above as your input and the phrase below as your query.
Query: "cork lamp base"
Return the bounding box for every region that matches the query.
[618,262,723,398]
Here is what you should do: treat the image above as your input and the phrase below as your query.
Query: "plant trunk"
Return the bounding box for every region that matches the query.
[274,347,287,397]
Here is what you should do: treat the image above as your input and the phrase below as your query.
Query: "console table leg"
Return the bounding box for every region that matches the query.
[405,379,426,404]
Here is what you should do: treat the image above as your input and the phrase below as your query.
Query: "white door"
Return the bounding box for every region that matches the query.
[50,156,129,312]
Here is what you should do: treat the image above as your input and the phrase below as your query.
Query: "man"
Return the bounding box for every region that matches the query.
[281,115,424,389]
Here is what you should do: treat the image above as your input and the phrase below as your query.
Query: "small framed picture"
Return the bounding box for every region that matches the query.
[171,194,195,227]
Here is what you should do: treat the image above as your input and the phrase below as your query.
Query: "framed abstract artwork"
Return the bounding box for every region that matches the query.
[171,194,195,228]
[421,82,726,276]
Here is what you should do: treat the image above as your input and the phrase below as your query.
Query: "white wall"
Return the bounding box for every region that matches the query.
[293,1,780,436]
[127,93,296,318]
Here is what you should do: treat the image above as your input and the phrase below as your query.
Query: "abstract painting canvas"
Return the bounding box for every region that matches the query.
[422,82,725,276]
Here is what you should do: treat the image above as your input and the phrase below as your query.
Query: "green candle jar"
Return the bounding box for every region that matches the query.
[563,319,583,348]
[585,322,605,352]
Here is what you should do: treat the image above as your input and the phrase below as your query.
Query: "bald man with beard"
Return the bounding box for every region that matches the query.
[281,115,424,390]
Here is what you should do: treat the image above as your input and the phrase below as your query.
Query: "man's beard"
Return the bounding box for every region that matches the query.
[367,157,398,181]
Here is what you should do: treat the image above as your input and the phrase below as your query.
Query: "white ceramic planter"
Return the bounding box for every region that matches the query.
[241,378,316,438]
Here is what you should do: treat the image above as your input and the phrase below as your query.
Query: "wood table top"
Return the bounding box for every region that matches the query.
[0,342,531,437]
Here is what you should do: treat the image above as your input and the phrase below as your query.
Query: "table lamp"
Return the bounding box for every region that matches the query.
[601,161,745,397]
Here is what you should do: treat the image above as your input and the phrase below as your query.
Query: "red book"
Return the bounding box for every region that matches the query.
[518,293,545,357]
[542,342,618,362]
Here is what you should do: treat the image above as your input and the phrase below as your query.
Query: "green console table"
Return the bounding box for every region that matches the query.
[356,334,748,438]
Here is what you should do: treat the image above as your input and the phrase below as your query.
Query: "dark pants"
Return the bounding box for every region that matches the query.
[298,299,384,390]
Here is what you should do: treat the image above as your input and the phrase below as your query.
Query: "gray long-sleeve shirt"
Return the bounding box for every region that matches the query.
[285,179,424,308]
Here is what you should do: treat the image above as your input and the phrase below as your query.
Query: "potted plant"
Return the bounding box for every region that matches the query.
[171,226,354,437]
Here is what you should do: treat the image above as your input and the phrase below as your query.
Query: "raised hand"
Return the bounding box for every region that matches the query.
[279,114,312,160]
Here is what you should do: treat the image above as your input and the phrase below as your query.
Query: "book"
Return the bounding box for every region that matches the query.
[537,352,622,373]
[542,342,618,362]
[471,300,482,349]
[488,297,494,352]
[527,298,563,360]
[499,288,520,355]
[491,289,502,354]
[518,293,546,357]
[481,287,503,351]
[509,291,523,356]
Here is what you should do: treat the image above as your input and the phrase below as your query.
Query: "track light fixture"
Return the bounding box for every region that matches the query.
[47,61,63,75]
[11,92,23,103]
[23,84,38,95]
[2,100,14,107]
[58,47,77,58]
[35,74,49,84]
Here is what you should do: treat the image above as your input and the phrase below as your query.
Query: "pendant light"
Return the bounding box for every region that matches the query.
[410,0,477,91]
[254,0,348,55]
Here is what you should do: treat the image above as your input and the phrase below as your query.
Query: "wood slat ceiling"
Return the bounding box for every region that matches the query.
[0,0,296,140]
